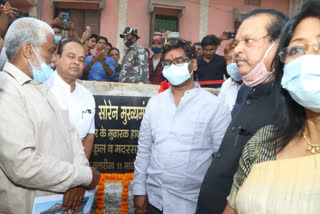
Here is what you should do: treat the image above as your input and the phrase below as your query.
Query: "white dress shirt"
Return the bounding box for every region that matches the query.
[218,77,241,111]
[132,85,231,214]
[45,71,95,140]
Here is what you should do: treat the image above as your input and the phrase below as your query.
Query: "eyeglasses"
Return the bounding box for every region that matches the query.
[234,35,269,48]
[163,57,190,66]
[279,41,320,62]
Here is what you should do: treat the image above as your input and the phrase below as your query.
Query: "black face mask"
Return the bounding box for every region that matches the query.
[125,38,133,47]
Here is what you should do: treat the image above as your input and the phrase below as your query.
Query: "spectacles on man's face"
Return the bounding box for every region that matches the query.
[163,56,190,66]
[279,40,320,63]
[234,35,269,48]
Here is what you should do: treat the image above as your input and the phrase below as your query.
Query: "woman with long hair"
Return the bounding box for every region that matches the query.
[224,1,320,213]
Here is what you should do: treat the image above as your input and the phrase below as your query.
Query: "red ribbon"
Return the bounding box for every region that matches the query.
[198,80,225,85]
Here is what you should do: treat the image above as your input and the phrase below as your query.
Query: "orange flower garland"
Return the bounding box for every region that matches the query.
[96,173,134,214]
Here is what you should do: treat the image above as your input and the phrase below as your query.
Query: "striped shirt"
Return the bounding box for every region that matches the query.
[227,125,276,208]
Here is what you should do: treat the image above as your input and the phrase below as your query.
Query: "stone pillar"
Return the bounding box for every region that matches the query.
[199,0,209,42]
[28,0,38,18]
[116,0,128,62]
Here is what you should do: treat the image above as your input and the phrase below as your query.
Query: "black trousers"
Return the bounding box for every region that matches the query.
[147,201,163,214]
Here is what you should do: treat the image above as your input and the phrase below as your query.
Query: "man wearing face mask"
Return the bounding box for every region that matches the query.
[0,18,100,214]
[218,41,242,111]
[196,9,288,214]
[132,38,231,214]
[148,34,165,84]
[119,27,149,83]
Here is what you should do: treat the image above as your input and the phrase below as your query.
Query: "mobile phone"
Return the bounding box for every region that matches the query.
[227,32,236,39]
[86,26,92,34]
[61,12,69,29]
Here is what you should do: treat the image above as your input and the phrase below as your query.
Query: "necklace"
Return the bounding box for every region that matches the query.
[303,131,320,154]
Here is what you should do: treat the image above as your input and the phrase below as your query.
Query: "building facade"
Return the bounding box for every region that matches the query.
[12,0,307,55]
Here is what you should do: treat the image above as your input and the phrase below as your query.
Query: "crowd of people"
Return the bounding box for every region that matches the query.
[0,0,320,213]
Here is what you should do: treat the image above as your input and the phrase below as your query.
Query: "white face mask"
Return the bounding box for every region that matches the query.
[282,54,320,113]
[162,62,192,86]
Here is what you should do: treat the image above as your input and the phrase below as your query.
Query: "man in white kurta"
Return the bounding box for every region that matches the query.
[45,38,96,159]
[132,38,231,214]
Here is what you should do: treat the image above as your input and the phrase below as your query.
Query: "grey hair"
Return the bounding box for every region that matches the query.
[4,17,54,60]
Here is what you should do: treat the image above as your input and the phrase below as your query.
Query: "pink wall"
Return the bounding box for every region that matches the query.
[38,0,290,51]
[179,0,200,43]
[126,0,150,48]
[40,0,55,24]
[100,0,119,47]
[207,0,290,55]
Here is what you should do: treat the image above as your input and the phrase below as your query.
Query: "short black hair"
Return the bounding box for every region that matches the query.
[106,42,112,48]
[52,25,63,30]
[242,9,288,42]
[89,34,98,40]
[97,36,108,44]
[108,47,119,55]
[267,0,320,151]
[162,38,197,59]
[57,38,83,55]
[200,35,220,47]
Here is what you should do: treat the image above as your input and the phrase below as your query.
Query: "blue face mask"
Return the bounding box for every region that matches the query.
[226,62,242,81]
[31,62,54,83]
[163,62,192,86]
[151,47,162,54]
[28,46,54,83]
[281,54,320,113]
[54,35,62,45]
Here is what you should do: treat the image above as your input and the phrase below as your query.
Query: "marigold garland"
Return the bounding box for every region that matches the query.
[95,173,134,214]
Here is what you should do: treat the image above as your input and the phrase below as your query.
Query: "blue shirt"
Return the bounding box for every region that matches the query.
[84,55,116,81]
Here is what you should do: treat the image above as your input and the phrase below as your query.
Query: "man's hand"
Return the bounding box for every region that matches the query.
[81,31,91,42]
[0,36,3,52]
[0,2,18,19]
[85,166,100,190]
[219,31,229,41]
[134,195,147,214]
[51,13,64,28]
[67,20,75,31]
[62,186,85,214]
[92,51,105,63]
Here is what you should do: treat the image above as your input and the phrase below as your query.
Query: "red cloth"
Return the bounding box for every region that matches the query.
[158,80,171,93]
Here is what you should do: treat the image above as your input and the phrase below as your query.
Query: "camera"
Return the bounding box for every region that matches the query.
[227,32,236,39]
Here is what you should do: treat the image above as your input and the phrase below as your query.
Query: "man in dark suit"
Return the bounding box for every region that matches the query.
[195,9,288,214]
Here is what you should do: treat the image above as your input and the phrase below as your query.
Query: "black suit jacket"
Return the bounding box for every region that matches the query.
[196,81,277,214]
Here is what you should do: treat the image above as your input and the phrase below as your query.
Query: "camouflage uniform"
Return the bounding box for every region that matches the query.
[119,42,149,83]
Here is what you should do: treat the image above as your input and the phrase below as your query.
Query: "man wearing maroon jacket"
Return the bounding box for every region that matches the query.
[148,34,165,84]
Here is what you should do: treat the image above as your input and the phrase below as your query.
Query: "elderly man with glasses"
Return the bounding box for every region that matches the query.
[196,9,288,214]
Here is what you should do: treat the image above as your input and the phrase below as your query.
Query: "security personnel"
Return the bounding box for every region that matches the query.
[119,27,149,83]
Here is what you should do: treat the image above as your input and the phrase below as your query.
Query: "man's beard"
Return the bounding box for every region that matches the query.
[204,54,213,60]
